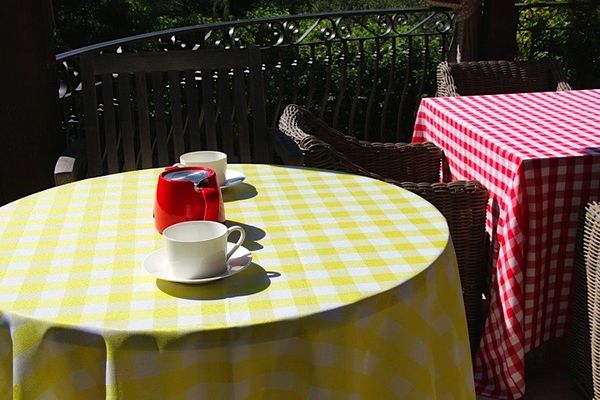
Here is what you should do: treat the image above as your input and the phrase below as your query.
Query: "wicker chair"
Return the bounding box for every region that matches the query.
[436,59,572,97]
[570,202,600,399]
[274,105,444,183]
[274,104,489,357]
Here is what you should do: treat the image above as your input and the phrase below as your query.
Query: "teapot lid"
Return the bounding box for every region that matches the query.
[164,169,211,186]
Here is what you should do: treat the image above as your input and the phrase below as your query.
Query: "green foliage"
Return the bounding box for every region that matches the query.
[241,3,291,19]
[562,6,600,88]
[296,0,423,12]
[213,0,231,20]
[55,0,219,50]
[54,0,427,51]
[516,2,600,89]
[54,1,600,143]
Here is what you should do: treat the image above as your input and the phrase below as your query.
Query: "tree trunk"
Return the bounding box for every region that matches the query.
[480,0,517,60]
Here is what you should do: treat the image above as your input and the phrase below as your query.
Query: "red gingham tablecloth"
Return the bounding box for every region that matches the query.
[412,89,600,399]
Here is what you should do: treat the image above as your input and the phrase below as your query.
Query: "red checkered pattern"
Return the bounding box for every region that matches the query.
[413,89,600,399]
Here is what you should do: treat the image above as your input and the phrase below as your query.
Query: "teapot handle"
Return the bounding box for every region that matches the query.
[202,186,222,221]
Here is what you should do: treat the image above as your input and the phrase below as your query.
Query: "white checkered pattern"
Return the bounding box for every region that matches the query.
[413,89,600,399]
[0,164,474,399]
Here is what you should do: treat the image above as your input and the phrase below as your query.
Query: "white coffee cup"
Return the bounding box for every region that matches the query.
[176,151,227,186]
[163,221,245,279]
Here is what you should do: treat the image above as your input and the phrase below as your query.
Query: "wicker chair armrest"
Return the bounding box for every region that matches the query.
[297,135,386,179]
[585,203,600,397]
[569,202,600,398]
[436,59,572,97]
[338,137,443,182]
[279,104,443,182]
[436,61,458,97]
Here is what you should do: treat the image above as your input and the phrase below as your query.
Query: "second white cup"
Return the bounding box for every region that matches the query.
[163,221,245,280]
[176,151,227,186]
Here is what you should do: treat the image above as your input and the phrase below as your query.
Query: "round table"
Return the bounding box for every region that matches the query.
[0,164,474,399]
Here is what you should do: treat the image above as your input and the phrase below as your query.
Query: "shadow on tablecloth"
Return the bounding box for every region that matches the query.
[155,263,272,300]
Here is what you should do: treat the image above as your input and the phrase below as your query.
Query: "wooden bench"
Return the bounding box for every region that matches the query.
[55,48,269,185]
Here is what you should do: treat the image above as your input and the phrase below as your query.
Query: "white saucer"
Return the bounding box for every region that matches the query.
[221,170,245,190]
[143,243,252,284]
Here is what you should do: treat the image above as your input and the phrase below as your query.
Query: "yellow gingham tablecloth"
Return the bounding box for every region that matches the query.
[0,164,474,399]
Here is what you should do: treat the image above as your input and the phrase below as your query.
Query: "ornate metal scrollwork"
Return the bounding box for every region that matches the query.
[268,20,300,47]
[55,6,457,143]
[433,15,453,34]
[375,14,394,37]
[391,13,409,33]
[336,17,353,40]
[318,18,339,42]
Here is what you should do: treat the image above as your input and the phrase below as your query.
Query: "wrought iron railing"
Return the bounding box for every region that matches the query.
[55,2,598,148]
[56,7,454,145]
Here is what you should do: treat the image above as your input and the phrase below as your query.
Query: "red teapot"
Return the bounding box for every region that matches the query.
[154,166,225,234]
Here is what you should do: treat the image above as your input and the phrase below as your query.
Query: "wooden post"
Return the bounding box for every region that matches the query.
[480,0,517,60]
[0,0,58,205]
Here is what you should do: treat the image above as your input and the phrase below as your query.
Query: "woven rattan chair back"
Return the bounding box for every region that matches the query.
[436,60,572,97]
[571,202,600,399]
[276,104,443,183]
[275,104,490,357]
[79,48,269,179]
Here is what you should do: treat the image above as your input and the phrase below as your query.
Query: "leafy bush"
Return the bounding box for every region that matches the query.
[516,1,600,89]
[54,0,426,51]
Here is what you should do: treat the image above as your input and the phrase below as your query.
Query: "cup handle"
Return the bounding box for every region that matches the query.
[226,226,246,261]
